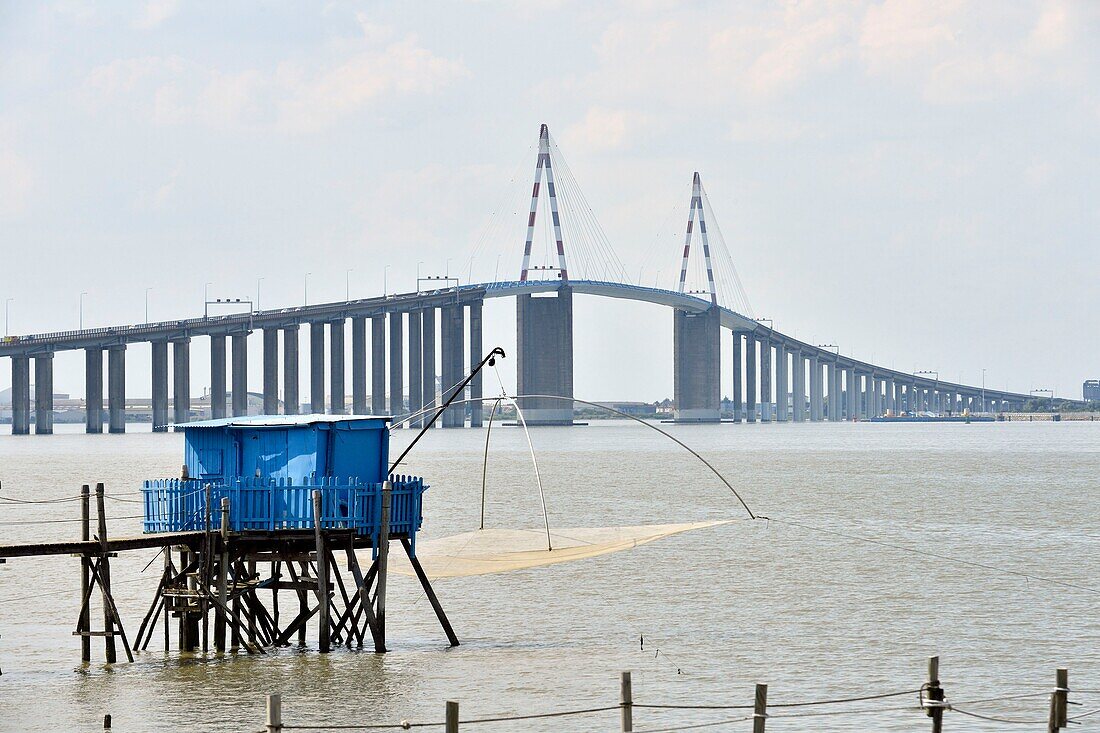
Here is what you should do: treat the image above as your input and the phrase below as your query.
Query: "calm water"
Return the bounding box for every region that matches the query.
[0,421,1098,732]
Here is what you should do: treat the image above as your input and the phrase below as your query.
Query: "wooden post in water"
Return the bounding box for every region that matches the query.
[95,483,117,664]
[1049,667,1069,732]
[79,484,91,663]
[620,671,633,732]
[926,656,944,733]
[375,480,392,653]
[265,694,282,733]
[215,497,230,652]
[445,700,459,733]
[312,490,330,653]
[752,683,768,733]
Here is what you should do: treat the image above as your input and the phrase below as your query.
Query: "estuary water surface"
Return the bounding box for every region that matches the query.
[0,421,1098,732]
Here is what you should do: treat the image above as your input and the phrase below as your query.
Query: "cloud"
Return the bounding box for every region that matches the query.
[562,107,649,152]
[133,0,180,30]
[82,24,467,133]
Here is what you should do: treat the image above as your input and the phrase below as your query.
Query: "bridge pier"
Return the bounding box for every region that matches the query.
[173,338,190,425]
[210,335,227,419]
[231,332,248,417]
[845,367,857,420]
[516,286,573,425]
[283,325,299,415]
[263,328,279,415]
[758,339,772,423]
[744,333,757,423]
[672,307,721,422]
[775,344,789,422]
[408,310,422,424]
[421,307,436,428]
[389,312,404,421]
[330,320,345,415]
[151,341,169,432]
[351,317,367,414]
[86,348,103,433]
[808,353,821,422]
[310,322,325,413]
[34,353,53,434]
[827,361,839,421]
[108,345,126,433]
[731,332,743,422]
[469,299,483,427]
[11,355,29,434]
[371,315,386,415]
[791,350,804,422]
[442,303,465,427]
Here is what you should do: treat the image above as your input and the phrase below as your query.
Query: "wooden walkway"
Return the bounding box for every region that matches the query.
[0,532,204,559]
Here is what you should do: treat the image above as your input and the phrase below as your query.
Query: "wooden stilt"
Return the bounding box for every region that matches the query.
[215,498,229,653]
[162,547,171,651]
[312,491,330,653]
[79,485,91,663]
[374,481,392,653]
[400,538,458,647]
[95,484,117,664]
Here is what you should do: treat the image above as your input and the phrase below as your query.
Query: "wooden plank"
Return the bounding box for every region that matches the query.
[400,537,458,647]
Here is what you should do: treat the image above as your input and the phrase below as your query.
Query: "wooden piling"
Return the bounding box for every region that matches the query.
[95,484,117,664]
[79,484,91,663]
[375,480,392,652]
[266,694,282,733]
[445,700,459,733]
[1049,667,1068,732]
[926,656,944,733]
[215,497,229,652]
[752,683,767,733]
[620,671,633,732]
[312,490,330,653]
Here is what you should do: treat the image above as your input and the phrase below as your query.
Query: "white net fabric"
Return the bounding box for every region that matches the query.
[393,521,732,578]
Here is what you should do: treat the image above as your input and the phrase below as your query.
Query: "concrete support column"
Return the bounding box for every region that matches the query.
[808,354,821,422]
[210,335,227,419]
[389,312,404,420]
[775,344,789,422]
[408,310,423,425]
[330,320,345,414]
[283,326,299,415]
[351,317,367,414]
[886,378,895,415]
[231,332,248,417]
[846,367,858,420]
[85,348,103,433]
[673,307,721,422]
[371,315,386,415]
[516,287,572,425]
[421,308,436,427]
[263,328,279,414]
[151,341,169,432]
[108,346,126,433]
[468,300,483,427]
[731,332,743,422]
[759,339,772,423]
[744,333,757,423]
[11,356,29,434]
[826,361,839,421]
[173,338,190,425]
[34,353,54,434]
[791,351,805,422]
[441,304,466,427]
[309,322,325,414]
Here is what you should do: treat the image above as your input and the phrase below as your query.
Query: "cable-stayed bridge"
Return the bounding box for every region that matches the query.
[1,125,1060,434]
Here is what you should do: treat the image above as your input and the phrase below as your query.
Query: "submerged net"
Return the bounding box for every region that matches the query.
[393,520,732,579]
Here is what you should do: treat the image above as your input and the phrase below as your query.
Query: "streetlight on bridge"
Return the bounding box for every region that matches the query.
[304,273,311,306]
[256,278,264,311]
[5,298,12,337]
[145,287,153,324]
[79,292,88,331]
[345,269,353,302]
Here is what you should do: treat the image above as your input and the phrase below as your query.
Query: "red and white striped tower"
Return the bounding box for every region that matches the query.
[677,172,718,306]
[519,124,569,283]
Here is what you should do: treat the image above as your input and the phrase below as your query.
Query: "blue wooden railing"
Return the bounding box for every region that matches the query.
[142,475,427,552]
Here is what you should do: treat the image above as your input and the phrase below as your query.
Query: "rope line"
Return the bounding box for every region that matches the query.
[949,706,1049,724]
[635,687,921,711]
[281,704,621,730]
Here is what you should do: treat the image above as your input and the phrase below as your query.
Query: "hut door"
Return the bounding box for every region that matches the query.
[239,429,288,480]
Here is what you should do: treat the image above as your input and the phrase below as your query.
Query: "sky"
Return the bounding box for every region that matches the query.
[0,1,1097,402]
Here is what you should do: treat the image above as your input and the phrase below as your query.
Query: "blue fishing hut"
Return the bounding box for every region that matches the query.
[142,414,427,551]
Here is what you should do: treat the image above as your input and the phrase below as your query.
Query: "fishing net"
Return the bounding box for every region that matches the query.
[393,520,731,578]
